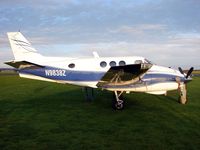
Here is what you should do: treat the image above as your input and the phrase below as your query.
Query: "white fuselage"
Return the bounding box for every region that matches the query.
[18,56,184,95]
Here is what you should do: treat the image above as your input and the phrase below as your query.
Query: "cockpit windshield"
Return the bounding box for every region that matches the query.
[144,59,152,64]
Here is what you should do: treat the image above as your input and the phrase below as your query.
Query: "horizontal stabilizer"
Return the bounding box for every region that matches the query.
[97,63,152,87]
[5,60,44,70]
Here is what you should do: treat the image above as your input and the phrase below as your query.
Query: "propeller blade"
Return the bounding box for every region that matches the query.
[186,67,194,79]
[178,67,184,75]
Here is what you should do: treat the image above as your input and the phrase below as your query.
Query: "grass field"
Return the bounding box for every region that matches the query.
[0,75,200,150]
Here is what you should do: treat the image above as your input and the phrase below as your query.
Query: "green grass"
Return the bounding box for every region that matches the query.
[0,76,200,150]
[193,70,200,75]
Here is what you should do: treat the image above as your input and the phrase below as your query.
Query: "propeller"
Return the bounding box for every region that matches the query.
[186,67,194,79]
[178,67,194,79]
[178,67,184,75]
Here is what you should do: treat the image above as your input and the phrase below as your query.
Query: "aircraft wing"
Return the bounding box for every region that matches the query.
[97,63,152,88]
[5,60,44,70]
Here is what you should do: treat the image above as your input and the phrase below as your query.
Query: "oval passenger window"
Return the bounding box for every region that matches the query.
[68,63,75,68]
[109,61,116,67]
[100,61,107,68]
[119,61,126,66]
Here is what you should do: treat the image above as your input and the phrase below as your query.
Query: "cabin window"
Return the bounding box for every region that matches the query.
[68,63,75,68]
[135,60,143,64]
[119,61,126,66]
[109,61,116,67]
[100,61,107,68]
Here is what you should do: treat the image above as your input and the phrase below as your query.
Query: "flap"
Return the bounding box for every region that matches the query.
[97,63,152,87]
[5,60,44,70]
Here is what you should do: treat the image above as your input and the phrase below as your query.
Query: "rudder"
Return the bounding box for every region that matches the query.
[7,32,42,61]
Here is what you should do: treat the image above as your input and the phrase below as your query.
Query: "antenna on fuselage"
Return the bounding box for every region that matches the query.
[93,51,100,58]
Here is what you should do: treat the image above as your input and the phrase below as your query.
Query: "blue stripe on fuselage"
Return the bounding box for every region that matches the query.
[19,66,105,81]
[143,73,185,82]
[19,67,185,83]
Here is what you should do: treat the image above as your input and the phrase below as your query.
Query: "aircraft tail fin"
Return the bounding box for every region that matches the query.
[7,32,42,61]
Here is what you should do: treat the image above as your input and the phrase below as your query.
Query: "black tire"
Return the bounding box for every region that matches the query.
[112,92,124,110]
[84,87,94,102]
[115,101,124,110]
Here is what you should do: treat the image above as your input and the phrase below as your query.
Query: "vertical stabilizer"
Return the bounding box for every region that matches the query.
[7,32,42,61]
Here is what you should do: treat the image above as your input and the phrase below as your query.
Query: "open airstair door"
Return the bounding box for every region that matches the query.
[97,63,152,88]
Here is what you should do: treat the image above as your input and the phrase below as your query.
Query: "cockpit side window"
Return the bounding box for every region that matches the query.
[144,59,152,64]
[135,60,143,64]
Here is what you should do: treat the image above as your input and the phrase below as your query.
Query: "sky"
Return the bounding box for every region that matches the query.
[0,0,200,69]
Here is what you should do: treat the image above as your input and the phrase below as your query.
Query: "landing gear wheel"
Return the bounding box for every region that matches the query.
[115,100,124,110]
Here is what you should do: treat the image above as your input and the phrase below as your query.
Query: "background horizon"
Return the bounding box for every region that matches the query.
[0,0,200,69]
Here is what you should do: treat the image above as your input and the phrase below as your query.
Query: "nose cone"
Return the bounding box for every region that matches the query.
[150,65,184,76]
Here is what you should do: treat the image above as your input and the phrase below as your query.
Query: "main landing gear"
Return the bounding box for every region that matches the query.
[112,91,124,110]
[84,87,94,102]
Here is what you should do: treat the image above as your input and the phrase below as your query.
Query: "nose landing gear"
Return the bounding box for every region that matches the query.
[112,91,124,110]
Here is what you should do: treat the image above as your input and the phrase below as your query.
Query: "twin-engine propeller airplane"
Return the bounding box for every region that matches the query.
[5,32,194,110]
